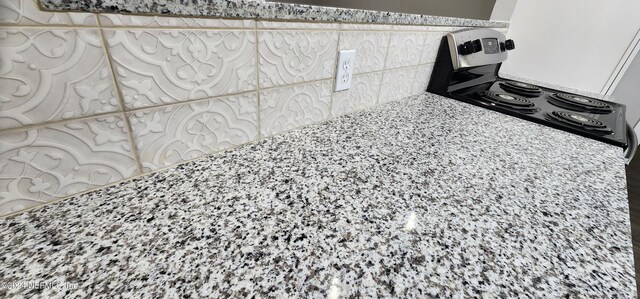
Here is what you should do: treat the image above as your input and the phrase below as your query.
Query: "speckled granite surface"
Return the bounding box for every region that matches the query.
[40,0,509,27]
[0,93,634,298]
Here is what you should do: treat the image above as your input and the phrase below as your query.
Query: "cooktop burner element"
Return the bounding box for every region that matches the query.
[427,28,628,148]
[547,111,613,134]
[479,91,538,113]
[499,81,542,97]
[548,93,614,114]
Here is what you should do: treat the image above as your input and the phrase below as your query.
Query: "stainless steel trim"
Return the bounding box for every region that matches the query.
[447,28,508,70]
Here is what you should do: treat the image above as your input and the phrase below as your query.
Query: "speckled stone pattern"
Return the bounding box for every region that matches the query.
[0,94,634,298]
[40,0,509,27]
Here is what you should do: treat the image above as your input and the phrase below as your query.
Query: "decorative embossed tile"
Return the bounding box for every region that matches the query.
[340,23,393,31]
[413,63,434,94]
[260,80,332,137]
[393,25,430,31]
[385,32,425,69]
[379,66,418,104]
[105,29,257,109]
[428,26,468,32]
[0,29,119,130]
[257,21,339,30]
[496,28,509,34]
[420,32,446,64]
[0,0,97,26]
[129,93,258,172]
[331,72,382,117]
[339,31,390,74]
[98,14,254,28]
[0,115,137,216]
[258,30,338,88]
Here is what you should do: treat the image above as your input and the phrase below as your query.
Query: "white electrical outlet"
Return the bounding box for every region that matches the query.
[335,50,356,91]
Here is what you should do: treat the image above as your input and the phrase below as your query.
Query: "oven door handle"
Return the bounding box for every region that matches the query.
[625,122,638,166]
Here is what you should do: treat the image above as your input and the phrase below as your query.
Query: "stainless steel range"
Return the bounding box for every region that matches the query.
[427,28,637,163]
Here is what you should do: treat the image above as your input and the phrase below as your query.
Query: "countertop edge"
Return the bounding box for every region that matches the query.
[39,0,510,28]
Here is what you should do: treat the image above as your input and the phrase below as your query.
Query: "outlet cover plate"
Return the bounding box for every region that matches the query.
[335,50,356,91]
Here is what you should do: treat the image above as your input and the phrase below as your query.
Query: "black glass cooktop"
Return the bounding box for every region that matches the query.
[451,79,627,148]
[426,29,628,149]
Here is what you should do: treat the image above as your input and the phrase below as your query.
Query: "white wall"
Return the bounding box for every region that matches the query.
[614,49,640,127]
[499,0,640,94]
[490,0,517,21]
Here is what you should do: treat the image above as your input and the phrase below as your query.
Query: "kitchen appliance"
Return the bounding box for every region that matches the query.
[427,28,637,164]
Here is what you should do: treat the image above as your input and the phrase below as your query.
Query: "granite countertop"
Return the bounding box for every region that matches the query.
[0,93,635,298]
[40,0,509,27]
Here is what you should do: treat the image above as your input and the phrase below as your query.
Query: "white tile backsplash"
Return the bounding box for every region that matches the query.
[429,26,470,32]
[129,93,258,172]
[258,30,338,88]
[339,23,393,31]
[420,32,446,64]
[0,5,497,215]
[0,29,119,129]
[257,21,339,30]
[393,25,432,31]
[380,66,419,104]
[413,63,434,94]
[331,72,383,117]
[339,31,390,74]
[105,29,257,109]
[259,80,332,137]
[385,32,425,69]
[0,115,138,215]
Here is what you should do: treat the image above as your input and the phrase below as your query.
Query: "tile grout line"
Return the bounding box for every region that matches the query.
[254,21,263,140]
[0,110,123,135]
[0,94,345,219]
[376,30,394,105]
[0,64,427,136]
[1,24,431,149]
[412,33,431,93]
[255,60,425,93]
[96,18,144,175]
[2,87,433,219]
[411,65,420,95]
[328,24,343,119]
[0,80,428,220]
[419,31,430,66]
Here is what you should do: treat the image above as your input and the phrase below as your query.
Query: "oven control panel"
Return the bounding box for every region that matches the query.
[447,28,513,70]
